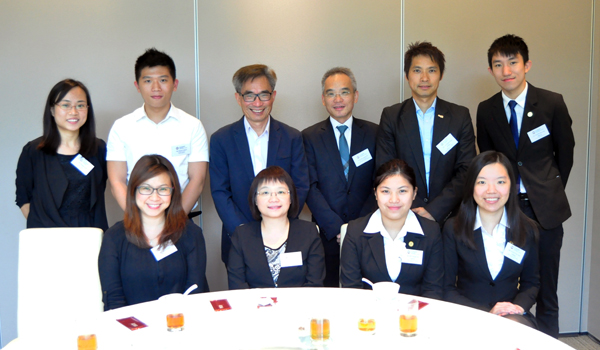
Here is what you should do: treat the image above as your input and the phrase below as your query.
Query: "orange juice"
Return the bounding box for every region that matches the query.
[77,334,97,350]
[310,318,330,340]
[358,318,376,332]
[400,314,417,336]
[167,313,185,331]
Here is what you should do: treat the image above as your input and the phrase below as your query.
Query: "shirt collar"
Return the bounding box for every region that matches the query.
[136,103,179,123]
[474,207,509,231]
[364,209,424,236]
[244,115,271,137]
[329,115,354,129]
[412,97,437,116]
[502,82,528,108]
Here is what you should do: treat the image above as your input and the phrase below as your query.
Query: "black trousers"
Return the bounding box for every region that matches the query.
[321,233,340,287]
[519,198,564,338]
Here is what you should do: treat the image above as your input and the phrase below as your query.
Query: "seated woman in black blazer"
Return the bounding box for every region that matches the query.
[340,159,443,299]
[228,166,325,289]
[443,151,539,328]
[99,155,207,310]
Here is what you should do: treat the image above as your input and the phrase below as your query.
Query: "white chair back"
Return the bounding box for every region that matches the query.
[17,227,104,338]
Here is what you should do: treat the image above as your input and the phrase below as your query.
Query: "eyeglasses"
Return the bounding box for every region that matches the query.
[241,92,273,102]
[56,102,89,111]
[256,190,290,197]
[324,90,353,99]
[137,186,174,196]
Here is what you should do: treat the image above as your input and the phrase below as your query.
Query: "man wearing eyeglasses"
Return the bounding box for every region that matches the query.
[302,67,378,287]
[210,64,309,266]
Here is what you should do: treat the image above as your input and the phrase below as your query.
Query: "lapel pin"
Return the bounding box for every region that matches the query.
[438,114,444,119]
[408,241,414,247]
[527,112,533,117]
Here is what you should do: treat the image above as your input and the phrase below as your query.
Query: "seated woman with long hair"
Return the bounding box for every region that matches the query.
[228,166,325,289]
[443,151,539,327]
[340,159,443,299]
[99,155,207,310]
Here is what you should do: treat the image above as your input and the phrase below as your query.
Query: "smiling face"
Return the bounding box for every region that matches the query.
[134,65,178,118]
[135,172,172,221]
[255,180,291,220]
[473,162,511,217]
[51,87,88,133]
[488,52,531,99]
[322,73,358,123]
[235,76,276,127]
[406,54,442,104]
[375,174,416,224]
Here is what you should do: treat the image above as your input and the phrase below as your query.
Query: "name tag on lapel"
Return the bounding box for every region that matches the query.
[504,243,525,264]
[527,124,550,143]
[352,149,372,167]
[151,241,178,261]
[280,251,302,268]
[436,134,458,155]
[402,249,423,265]
[71,154,94,175]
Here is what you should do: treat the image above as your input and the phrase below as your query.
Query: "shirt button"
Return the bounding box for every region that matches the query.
[424,198,428,203]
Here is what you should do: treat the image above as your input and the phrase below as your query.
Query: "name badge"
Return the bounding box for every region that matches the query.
[527,124,550,143]
[402,249,423,265]
[70,154,94,176]
[172,144,191,157]
[504,243,525,264]
[352,148,372,167]
[436,134,458,155]
[280,251,302,268]
[151,240,178,261]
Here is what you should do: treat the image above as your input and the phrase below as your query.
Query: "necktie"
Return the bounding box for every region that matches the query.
[337,125,349,179]
[508,100,519,148]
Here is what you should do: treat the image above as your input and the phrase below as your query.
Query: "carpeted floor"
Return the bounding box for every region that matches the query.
[560,335,600,350]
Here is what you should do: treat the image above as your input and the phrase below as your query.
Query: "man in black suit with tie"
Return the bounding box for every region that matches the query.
[302,67,378,287]
[377,42,476,223]
[477,34,575,338]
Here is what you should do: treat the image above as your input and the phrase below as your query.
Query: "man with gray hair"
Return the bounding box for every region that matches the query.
[210,64,309,265]
[302,67,378,286]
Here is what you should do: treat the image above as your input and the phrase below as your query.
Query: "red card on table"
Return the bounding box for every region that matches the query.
[210,299,232,311]
[117,316,148,330]
[418,301,429,310]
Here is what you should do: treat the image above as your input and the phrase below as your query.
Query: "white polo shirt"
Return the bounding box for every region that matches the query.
[106,104,209,190]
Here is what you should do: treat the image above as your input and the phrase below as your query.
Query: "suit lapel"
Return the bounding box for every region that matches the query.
[400,102,427,188]
[348,119,366,185]
[366,233,391,281]
[472,229,494,281]
[232,117,256,180]
[429,100,450,184]
[398,232,425,283]
[520,84,538,154]
[266,117,281,167]
[491,94,518,158]
[321,121,348,184]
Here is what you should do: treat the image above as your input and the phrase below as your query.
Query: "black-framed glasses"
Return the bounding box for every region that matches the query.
[241,92,273,102]
[256,190,290,197]
[56,102,89,111]
[137,185,174,196]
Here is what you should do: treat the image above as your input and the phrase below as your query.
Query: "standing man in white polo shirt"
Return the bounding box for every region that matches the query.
[107,48,209,215]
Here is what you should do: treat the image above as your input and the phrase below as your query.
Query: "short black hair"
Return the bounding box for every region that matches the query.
[248,166,299,221]
[135,48,176,82]
[487,34,529,69]
[373,159,417,191]
[404,41,445,78]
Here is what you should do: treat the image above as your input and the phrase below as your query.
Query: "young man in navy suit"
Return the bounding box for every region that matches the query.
[477,34,575,338]
[302,67,378,287]
[377,42,476,223]
[210,64,309,266]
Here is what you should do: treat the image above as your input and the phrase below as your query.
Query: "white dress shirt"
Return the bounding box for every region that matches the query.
[364,209,424,281]
[502,82,528,193]
[475,207,509,280]
[244,116,270,176]
[329,116,353,150]
[413,98,437,194]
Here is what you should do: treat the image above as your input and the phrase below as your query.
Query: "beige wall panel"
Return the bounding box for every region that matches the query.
[404,0,593,333]
[197,0,402,291]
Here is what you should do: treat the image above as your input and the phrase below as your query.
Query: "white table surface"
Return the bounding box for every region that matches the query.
[4,287,574,350]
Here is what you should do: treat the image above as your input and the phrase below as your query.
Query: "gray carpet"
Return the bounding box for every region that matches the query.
[560,335,600,350]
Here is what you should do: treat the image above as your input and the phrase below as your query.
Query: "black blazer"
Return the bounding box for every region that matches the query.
[227,219,325,289]
[15,137,108,230]
[376,98,476,222]
[302,118,378,254]
[340,212,443,299]
[476,84,575,229]
[442,217,540,312]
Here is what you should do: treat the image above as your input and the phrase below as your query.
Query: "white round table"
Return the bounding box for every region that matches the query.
[5,287,574,350]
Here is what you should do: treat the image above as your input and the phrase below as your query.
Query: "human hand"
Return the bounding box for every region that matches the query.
[336,234,341,244]
[490,302,524,316]
[412,207,435,221]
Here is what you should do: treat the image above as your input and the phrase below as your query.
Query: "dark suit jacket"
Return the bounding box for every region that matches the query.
[15,137,108,230]
[210,116,309,262]
[476,84,575,229]
[377,98,476,222]
[340,212,443,299]
[442,217,540,313]
[227,219,325,289]
[302,117,378,255]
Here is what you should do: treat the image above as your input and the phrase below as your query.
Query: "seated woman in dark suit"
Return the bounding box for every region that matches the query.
[340,159,443,299]
[443,151,539,327]
[98,155,207,310]
[15,79,108,230]
[228,166,325,289]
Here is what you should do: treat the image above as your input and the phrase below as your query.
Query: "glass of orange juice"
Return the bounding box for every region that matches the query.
[77,334,97,350]
[399,299,418,337]
[310,318,330,341]
[159,293,185,332]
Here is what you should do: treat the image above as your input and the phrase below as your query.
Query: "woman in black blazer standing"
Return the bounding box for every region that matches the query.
[340,159,443,299]
[443,151,539,327]
[15,79,108,230]
[228,166,325,289]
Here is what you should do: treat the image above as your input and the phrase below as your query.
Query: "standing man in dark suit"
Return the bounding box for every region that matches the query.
[210,64,309,266]
[302,67,378,287]
[477,34,575,338]
[377,42,476,223]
